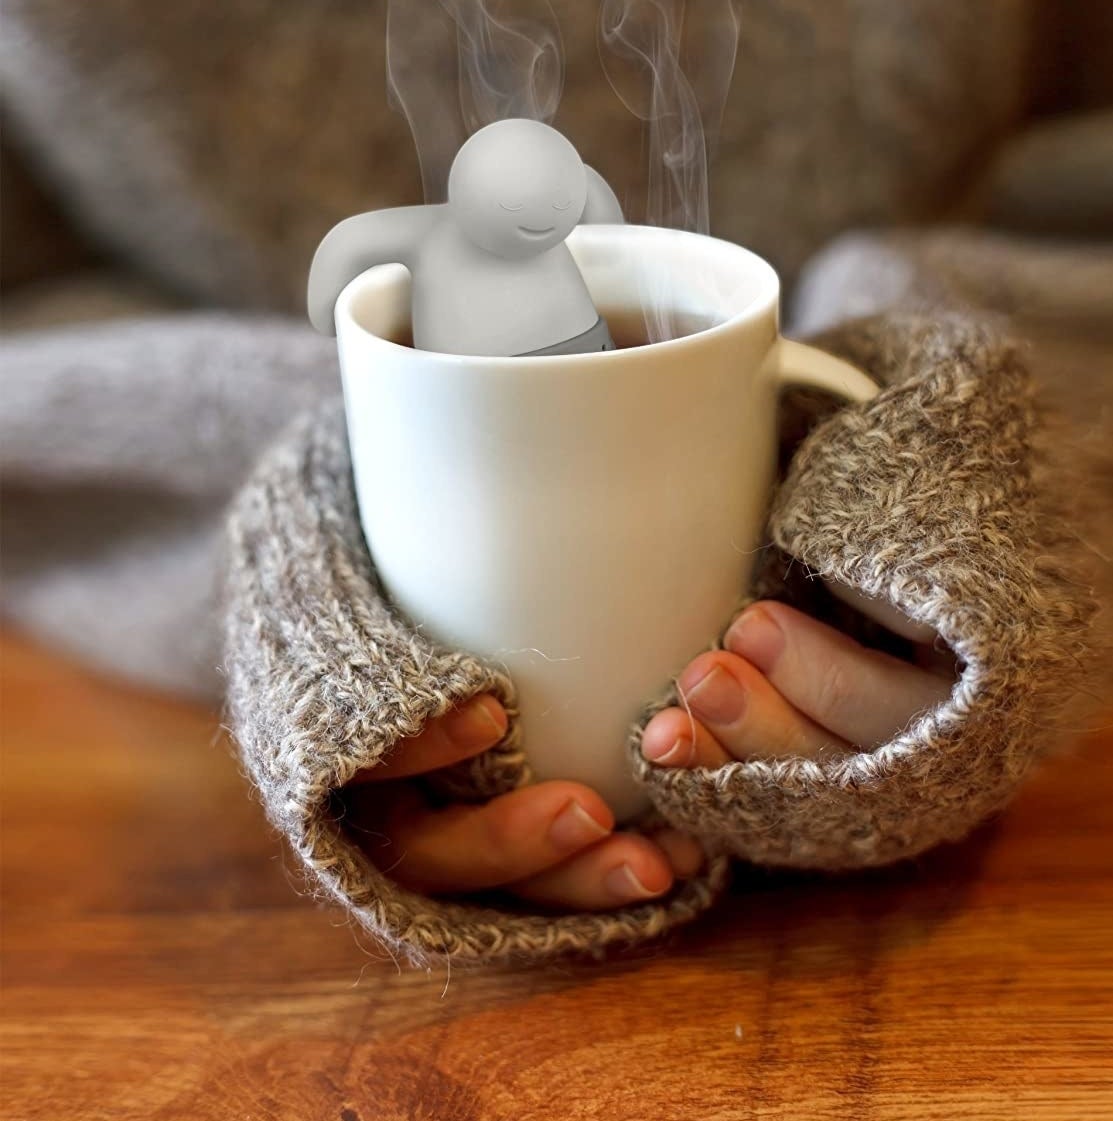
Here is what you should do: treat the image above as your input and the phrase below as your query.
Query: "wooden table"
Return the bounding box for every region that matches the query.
[2,631,1111,1120]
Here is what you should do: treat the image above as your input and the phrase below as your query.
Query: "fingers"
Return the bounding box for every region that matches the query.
[352,780,616,894]
[724,602,953,749]
[345,777,706,908]
[643,650,851,766]
[642,704,734,769]
[652,829,706,879]
[642,600,954,767]
[509,829,701,911]
[347,694,508,782]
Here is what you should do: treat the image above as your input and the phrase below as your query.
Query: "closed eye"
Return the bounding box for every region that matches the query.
[552,200,573,211]
[499,202,525,211]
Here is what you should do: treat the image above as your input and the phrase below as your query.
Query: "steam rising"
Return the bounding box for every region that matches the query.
[599,0,739,234]
[387,0,563,202]
[453,0,564,134]
[386,0,741,341]
[386,0,463,202]
[598,0,740,339]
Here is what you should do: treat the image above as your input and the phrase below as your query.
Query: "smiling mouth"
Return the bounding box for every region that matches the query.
[518,224,555,237]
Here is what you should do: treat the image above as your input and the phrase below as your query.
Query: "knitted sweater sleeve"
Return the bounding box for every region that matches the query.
[223,311,1096,965]
[631,312,1097,867]
[222,398,729,969]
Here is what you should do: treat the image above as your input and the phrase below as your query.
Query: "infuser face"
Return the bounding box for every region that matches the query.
[448,118,587,259]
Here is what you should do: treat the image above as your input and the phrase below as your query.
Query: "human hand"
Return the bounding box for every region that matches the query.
[342,697,703,911]
[641,600,954,769]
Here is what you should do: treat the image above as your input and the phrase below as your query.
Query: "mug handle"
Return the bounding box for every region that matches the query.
[774,338,879,404]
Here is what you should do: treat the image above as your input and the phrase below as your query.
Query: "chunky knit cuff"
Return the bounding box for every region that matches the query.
[224,311,1095,965]
[632,312,1096,868]
[223,401,729,968]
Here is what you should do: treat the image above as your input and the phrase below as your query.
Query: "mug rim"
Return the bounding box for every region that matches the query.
[334,223,781,366]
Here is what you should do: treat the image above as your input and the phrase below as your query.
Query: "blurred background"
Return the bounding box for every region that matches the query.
[1,0,1111,698]
[3,0,1112,306]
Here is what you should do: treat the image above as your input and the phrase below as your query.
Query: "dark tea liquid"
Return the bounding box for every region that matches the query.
[384,309,710,352]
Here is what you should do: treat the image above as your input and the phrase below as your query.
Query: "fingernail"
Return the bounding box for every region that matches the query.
[683,665,746,725]
[549,801,611,850]
[441,696,503,749]
[725,605,785,671]
[642,734,688,765]
[604,862,664,903]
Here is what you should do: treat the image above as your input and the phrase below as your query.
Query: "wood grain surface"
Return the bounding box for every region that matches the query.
[2,630,1111,1121]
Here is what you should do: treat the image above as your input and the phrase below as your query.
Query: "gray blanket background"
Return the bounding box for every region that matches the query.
[2,0,1112,706]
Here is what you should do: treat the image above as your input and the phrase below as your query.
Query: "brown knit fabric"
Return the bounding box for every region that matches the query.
[634,313,1097,867]
[223,399,730,968]
[223,312,1096,964]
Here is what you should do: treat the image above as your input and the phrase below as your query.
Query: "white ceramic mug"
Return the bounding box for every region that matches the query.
[335,225,877,821]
